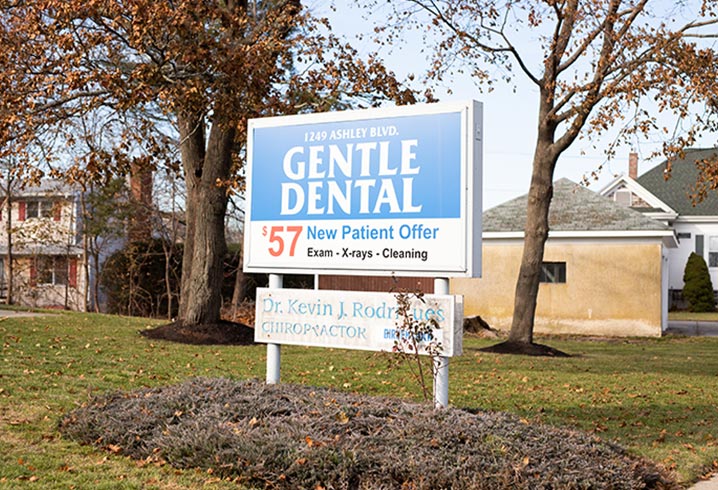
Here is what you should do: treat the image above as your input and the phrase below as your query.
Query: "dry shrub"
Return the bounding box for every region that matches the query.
[59,378,676,490]
[221,299,256,326]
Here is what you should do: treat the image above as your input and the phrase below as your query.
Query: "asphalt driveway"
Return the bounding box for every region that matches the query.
[666,321,718,336]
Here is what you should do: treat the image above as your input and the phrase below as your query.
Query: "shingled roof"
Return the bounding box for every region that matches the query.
[484,178,672,233]
[636,148,718,216]
[0,178,77,198]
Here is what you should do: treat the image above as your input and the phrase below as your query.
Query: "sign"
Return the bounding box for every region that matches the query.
[255,288,463,357]
[244,101,482,277]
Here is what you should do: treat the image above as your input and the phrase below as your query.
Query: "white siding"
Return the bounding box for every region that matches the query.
[668,221,718,291]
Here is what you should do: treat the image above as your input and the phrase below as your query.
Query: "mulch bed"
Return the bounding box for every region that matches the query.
[479,340,570,357]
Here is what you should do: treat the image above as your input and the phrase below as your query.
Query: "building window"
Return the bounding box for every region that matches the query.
[709,237,718,268]
[35,256,68,286]
[676,232,691,242]
[540,262,566,283]
[26,201,39,218]
[697,235,705,257]
[25,200,58,219]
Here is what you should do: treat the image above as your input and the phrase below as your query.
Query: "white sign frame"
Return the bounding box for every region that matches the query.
[243,101,482,278]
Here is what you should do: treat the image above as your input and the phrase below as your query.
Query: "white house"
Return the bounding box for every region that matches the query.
[601,149,718,307]
[0,175,140,311]
[0,179,86,309]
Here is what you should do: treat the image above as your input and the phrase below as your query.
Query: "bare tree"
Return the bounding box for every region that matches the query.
[364,0,718,353]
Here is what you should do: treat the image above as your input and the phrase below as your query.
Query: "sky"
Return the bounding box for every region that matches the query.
[308,1,715,211]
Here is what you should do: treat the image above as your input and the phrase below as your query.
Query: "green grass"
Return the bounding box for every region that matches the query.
[2,311,718,488]
[669,310,718,321]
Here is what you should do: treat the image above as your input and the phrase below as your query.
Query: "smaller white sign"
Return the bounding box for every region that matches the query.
[255,288,463,357]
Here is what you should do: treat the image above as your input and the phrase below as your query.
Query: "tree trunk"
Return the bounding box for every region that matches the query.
[92,249,100,312]
[177,111,205,321]
[63,251,70,310]
[162,239,174,321]
[164,176,178,321]
[5,193,12,305]
[508,94,560,345]
[177,114,234,326]
[79,191,91,312]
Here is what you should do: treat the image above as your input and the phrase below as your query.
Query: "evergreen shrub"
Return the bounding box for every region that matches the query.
[682,252,715,312]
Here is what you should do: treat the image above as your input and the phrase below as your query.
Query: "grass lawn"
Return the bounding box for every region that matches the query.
[669,311,718,322]
[2,311,718,488]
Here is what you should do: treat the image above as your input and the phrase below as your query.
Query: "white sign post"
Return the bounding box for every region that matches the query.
[266,274,282,384]
[244,101,482,408]
[433,277,450,408]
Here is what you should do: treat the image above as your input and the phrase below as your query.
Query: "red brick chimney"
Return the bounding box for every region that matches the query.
[628,152,638,180]
[128,163,153,241]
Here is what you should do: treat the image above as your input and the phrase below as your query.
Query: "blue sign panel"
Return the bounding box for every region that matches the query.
[244,101,482,277]
[250,113,462,221]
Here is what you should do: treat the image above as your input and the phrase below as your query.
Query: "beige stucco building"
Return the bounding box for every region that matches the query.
[452,179,676,337]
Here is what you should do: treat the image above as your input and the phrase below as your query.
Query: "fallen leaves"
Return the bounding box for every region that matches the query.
[304,435,325,448]
[14,458,39,482]
[107,444,122,454]
[335,411,350,424]
[16,475,39,482]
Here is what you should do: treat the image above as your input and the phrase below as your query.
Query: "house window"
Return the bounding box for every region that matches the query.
[26,201,38,218]
[697,235,705,257]
[35,256,68,285]
[676,232,691,242]
[540,262,566,283]
[709,237,718,267]
[25,200,57,219]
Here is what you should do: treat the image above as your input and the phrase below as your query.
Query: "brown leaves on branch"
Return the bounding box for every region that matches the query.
[0,0,419,182]
[0,1,423,326]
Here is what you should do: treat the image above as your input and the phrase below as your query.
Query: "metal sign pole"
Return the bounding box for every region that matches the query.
[266,273,283,384]
[433,277,450,408]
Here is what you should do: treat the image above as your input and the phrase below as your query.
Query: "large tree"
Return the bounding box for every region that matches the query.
[0,0,415,327]
[364,0,718,352]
